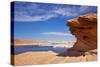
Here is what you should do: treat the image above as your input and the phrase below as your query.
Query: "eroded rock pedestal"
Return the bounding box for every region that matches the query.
[66,14,97,56]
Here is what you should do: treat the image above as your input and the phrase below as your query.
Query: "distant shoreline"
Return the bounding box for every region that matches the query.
[11,39,74,47]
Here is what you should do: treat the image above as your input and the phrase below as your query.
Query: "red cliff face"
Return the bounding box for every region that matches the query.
[66,14,97,56]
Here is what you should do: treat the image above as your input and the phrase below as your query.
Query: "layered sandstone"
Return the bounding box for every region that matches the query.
[66,14,97,56]
[11,40,51,46]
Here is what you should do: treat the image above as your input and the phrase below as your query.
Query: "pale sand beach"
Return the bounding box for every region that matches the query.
[12,50,97,66]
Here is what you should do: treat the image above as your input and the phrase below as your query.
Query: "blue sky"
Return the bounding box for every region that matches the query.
[12,1,97,42]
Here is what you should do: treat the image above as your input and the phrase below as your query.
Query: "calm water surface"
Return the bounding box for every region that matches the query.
[11,44,69,55]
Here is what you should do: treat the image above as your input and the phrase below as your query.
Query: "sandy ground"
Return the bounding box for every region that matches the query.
[12,51,97,66]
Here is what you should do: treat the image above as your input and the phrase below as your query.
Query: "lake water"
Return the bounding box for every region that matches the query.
[11,45,69,55]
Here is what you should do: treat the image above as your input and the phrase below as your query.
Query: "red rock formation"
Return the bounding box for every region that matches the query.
[11,39,34,45]
[11,39,51,46]
[66,14,97,56]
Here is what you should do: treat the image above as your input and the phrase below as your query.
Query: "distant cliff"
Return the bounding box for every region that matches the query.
[66,14,97,56]
[11,40,51,46]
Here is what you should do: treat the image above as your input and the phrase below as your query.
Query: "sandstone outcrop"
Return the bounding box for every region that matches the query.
[11,39,51,46]
[66,14,97,56]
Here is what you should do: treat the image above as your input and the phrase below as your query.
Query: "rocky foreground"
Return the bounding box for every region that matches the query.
[65,14,97,56]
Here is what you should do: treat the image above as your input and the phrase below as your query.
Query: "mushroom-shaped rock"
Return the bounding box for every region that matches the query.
[66,14,97,56]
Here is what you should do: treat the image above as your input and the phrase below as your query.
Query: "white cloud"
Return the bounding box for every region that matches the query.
[79,6,90,12]
[14,3,80,22]
[15,13,57,22]
[15,6,79,22]
[41,32,72,36]
[14,2,96,22]
[52,6,79,17]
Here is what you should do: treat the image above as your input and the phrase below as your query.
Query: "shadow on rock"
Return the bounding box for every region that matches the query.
[57,49,85,57]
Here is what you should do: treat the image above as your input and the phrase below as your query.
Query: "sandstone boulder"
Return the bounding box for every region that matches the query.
[66,14,97,56]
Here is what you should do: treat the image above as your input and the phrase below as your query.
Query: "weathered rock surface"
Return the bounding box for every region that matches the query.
[66,14,97,56]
